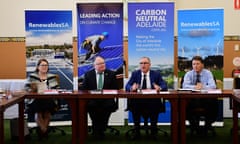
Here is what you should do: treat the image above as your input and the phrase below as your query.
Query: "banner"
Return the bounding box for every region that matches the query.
[77,3,124,125]
[25,10,73,121]
[77,3,124,79]
[178,9,224,124]
[128,2,174,123]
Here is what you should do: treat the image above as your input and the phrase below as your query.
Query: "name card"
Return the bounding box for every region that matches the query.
[141,89,157,94]
[103,90,118,94]
[43,89,59,94]
[207,89,222,94]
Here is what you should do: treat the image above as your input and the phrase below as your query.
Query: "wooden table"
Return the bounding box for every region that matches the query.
[76,90,179,144]
[17,90,238,144]
[178,90,233,144]
[0,94,25,144]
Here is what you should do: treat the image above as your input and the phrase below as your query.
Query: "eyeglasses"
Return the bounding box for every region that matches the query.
[39,64,49,67]
[139,62,149,65]
[95,62,105,65]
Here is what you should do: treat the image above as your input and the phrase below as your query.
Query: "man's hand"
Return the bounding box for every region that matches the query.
[131,83,139,91]
[153,83,161,92]
[195,82,203,90]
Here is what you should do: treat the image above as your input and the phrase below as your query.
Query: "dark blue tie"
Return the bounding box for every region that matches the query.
[196,74,200,84]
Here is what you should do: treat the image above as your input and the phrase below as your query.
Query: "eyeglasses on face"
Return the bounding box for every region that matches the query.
[39,64,49,67]
[139,62,150,65]
[95,62,105,65]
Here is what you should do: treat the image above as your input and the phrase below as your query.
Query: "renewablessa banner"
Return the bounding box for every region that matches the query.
[127,2,174,123]
[25,10,73,121]
[178,9,224,124]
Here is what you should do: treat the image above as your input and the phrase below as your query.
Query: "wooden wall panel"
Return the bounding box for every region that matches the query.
[0,39,240,79]
[224,40,240,78]
[0,42,26,79]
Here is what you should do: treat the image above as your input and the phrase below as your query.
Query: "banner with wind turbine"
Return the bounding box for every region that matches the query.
[178,9,224,124]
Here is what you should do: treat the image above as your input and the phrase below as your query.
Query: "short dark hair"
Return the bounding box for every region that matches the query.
[192,56,204,64]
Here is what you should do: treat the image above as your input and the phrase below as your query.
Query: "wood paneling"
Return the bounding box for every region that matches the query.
[0,39,240,79]
[0,42,26,79]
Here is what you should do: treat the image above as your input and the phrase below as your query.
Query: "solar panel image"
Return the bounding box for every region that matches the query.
[78,44,124,77]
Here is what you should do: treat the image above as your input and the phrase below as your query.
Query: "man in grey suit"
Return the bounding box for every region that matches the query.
[80,56,118,139]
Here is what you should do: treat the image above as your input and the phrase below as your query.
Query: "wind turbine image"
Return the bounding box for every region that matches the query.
[216,40,221,55]
[196,46,201,56]
[181,46,185,57]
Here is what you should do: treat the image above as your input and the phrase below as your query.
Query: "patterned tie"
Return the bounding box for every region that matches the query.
[98,73,103,90]
[142,74,147,89]
[196,74,200,84]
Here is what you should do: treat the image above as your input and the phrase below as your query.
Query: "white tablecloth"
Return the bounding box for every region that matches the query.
[0,79,26,119]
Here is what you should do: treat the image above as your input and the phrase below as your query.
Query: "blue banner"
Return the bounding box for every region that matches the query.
[25,10,73,121]
[77,3,124,80]
[127,2,174,123]
[178,9,224,123]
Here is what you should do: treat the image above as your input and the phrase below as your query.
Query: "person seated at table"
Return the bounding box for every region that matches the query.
[25,58,59,139]
[182,56,217,135]
[125,56,168,139]
[80,56,118,139]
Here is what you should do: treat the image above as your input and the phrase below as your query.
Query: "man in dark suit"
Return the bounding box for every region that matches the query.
[80,56,118,139]
[125,56,168,139]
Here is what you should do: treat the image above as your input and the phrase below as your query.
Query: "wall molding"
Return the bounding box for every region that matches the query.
[1,36,239,42]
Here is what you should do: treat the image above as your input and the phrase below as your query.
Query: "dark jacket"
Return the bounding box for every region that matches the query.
[80,69,118,111]
[125,69,168,112]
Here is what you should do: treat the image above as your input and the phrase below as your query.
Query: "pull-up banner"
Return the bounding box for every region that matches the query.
[77,3,124,79]
[77,3,124,125]
[127,2,174,124]
[178,9,224,125]
[25,10,73,121]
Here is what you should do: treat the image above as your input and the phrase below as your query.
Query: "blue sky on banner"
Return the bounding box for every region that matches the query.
[178,9,224,59]
[25,11,72,46]
[128,2,174,66]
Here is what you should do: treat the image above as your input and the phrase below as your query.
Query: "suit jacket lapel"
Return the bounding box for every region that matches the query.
[149,70,155,89]
[91,70,97,89]
[137,70,142,85]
